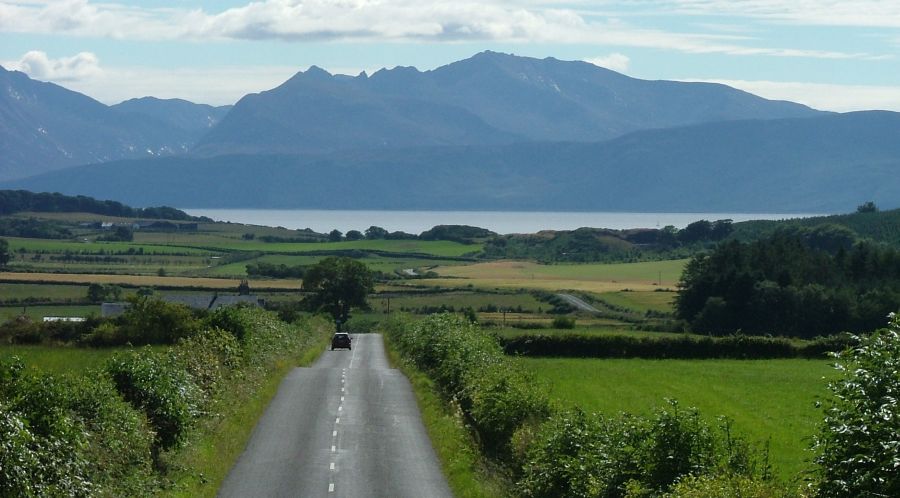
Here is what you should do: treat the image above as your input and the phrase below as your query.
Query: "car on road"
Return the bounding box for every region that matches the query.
[331,332,351,350]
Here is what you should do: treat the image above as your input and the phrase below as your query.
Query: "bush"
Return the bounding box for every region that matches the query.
[662,474,796,498]
[551,316,576,329]
[106,349,201,455]
[519,402,768,498]
[118,296,201,344]
[384,313,550,456]
[205,305,255,341]
[813,315,900,497]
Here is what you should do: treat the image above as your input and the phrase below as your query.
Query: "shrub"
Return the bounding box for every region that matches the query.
[551,316,576,329]
[106,349,201,456]
[519,402,768,498]
[205,305,255,341]
[662,474,797,498]
[118,296,201,344]
[813,315,900,498]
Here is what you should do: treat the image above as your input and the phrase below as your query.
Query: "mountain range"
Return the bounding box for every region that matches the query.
[1,51,898,213]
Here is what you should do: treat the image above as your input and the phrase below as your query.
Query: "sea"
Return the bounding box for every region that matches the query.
[182,209,824,235]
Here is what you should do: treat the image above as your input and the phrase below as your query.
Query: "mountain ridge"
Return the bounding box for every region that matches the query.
[6,110,897,213]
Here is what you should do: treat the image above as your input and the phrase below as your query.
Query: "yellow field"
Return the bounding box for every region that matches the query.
[413,259,686,293]
[0,272,303,290]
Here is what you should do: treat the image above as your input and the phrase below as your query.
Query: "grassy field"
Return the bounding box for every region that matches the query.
[419,259,687,293]
[516,357,836,480]
[0,344,150,374]
[0,272,302,289]
[0,282,89,300]
[0,304,99,321]
[597,290,676,313]
[494,325,687,339]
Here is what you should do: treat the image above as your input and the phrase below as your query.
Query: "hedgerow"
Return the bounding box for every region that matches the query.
[384,313,787,497]
[0,307,325,496]
[383,313,550,457]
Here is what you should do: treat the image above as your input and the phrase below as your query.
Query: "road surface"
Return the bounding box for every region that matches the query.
[218,334,453,498]
[556,293,601,313]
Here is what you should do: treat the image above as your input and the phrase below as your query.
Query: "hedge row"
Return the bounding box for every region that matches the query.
[383,313,550,457]
[385,313,789,498]
[0,306,324,496]
[501,333,855,359]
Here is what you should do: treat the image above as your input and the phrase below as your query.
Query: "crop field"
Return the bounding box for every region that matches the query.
[597,290,676,313]
[376,291,546,313]
[0,271,303,290]
[516,357,836,479]
[0,282,89,301]
[419,259,687,293]
[208,253,468,278]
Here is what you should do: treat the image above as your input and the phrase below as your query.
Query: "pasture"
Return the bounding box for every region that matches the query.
[0,344,142,374]
[516,357,836,479]
[419,259,687,293]
[0,272,303,289]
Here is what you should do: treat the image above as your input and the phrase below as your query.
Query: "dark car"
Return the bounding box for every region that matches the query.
[331,332,351,350]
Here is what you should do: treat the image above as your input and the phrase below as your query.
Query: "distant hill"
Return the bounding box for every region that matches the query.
[0,66,228,181]
[6,111,899,213]
[111,97,231,137]
[194,51,823,156]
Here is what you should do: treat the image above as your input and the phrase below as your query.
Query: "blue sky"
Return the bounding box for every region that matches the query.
[1,1,899,110]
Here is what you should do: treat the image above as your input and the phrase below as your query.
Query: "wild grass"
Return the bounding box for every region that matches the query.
[516,357,836,480]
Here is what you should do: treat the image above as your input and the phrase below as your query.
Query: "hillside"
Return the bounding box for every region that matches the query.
[0,66,228,181]
[194,51,822,156]
[6,111,898,213]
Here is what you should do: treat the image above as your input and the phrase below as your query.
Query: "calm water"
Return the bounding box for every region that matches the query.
[184,209,822,235]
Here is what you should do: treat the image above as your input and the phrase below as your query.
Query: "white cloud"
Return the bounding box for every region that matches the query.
[684,78,900,112]
[0,0,888,60]
[7,50,102,81]
[653,1,900,29]
[585,53,630,73]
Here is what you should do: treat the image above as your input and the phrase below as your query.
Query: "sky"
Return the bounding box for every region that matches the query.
[1,0,899,111]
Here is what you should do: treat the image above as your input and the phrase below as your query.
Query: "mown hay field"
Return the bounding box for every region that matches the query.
[415,259,687,293]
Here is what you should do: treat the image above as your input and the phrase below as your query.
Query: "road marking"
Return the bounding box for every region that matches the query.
[333,430,337,437]
[331,445,336,452]
[341,387,345,392]
[338,405,342,412]
[336,417,340,424]
[329,483,335,493]
[341,396,344,402]
[330,462,335,470]
[349,345,358,369]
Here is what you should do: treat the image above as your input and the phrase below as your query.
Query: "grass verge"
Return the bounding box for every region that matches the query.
[382,333,511,498]
[159,320,332,498]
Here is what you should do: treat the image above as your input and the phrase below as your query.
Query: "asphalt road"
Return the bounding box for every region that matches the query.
[218,334,453,498]
[556,293,601,313]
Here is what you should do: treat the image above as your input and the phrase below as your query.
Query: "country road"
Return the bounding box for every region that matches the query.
[556,293,601,313]
[218,334,453,498]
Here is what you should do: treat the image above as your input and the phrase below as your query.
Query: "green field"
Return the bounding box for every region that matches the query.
[0,282,89,301]
[516,357,836,480]
[0,304,100,321]
[0,344,148,374]
[597,290,676,313]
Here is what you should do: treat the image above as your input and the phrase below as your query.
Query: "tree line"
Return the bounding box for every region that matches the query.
[0,190,210,221]
[676,227,900,337]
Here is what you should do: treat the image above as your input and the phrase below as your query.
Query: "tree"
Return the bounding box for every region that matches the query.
[345,230,364,241]
[814,315,900,497]
[365,225,388,239]
[0,238,9,266]
[302,257,374,329]
[328,229,343,242]
[856,201,878,213]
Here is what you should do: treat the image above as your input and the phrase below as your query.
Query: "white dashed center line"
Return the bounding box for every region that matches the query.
[329,482,335,493]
